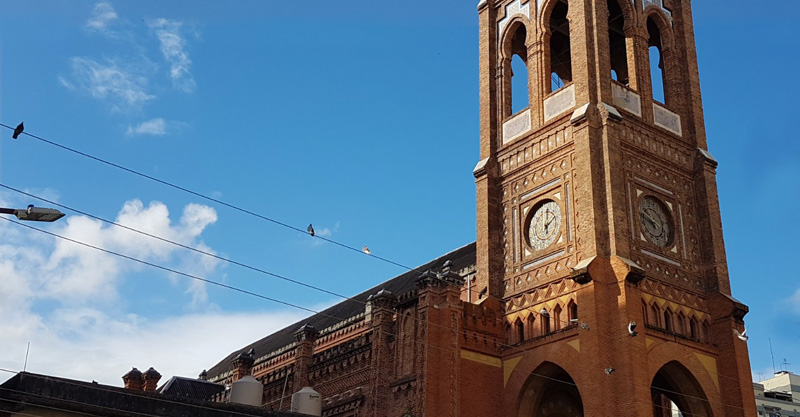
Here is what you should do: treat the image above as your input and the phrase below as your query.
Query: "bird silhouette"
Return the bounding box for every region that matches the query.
[478,287,488,299]
[605,367,615,375]
[733,328,748,342]
[307,224,315,236]
[12,122,24,139]
[362,246,371,255]
[627,321,638,337]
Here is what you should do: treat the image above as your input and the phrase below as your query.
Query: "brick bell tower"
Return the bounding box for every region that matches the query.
[472,0,756,416]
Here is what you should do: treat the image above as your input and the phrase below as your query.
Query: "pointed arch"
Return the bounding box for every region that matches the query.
[651,361,713,417]
[663,308,674,332]
[553,304,563,331]
[517,362,584,417]
[567,299,578,324]
[527,313,536,339]
[650,304,661,327]
[515,317,525,344]
[676,312,686,336]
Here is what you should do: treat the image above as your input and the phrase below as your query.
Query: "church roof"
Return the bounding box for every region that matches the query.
[206,241,476,380]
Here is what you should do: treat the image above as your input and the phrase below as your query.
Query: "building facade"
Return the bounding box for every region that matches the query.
[206,0,757,416]
[754,372,800,417]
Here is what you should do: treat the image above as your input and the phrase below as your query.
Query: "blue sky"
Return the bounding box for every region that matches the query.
[0,1,797,385]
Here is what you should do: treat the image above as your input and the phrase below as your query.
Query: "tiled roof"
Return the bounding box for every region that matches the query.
[158,376,225,401]
[206,242,476,380]
[0,372,297,417]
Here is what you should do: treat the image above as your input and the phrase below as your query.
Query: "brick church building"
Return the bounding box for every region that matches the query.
[205,0,757,416]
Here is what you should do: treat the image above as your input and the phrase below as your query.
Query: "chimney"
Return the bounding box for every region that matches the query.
[142,367,162,392]
[231,349,256,382]
[122,367,144,391]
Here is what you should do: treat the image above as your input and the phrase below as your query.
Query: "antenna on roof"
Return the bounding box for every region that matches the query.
[770,337,777,374]
[24,342,30,372]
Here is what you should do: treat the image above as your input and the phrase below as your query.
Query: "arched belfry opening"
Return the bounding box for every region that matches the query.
[651,362,713,417]
[607,0,629,84]
[548,0,571,92]
[647,16,666,103]
[518,362,583,417]
[505,23,530,116]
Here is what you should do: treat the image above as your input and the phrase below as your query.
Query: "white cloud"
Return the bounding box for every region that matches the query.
[64,57,155,112]
[0,308,307,386]
[0,198,298,386]
[148,18,196,93]
[790,288,800,314]
[85,2,119,35]
[126,118,166,136]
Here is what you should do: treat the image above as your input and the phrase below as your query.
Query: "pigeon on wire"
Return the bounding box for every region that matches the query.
[307,224,315,237]
[733,328,748,342]
[12,122,24,139]
[478,287,488,299]
[627,321,638,337]
[362,246,371,255]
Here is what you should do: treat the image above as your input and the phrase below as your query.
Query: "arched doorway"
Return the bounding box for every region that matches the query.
[651,361,712,417]
[518,362,583,417]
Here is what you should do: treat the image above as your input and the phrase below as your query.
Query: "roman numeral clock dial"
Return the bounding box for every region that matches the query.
[638,196,673,248]
[527,200,562,251]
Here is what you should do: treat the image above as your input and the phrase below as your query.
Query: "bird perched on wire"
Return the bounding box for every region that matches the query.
[307,224,315,237]
[478,287,488,299]
[362,246,371,255]
[12,122,24,139]
[733,328,748,342]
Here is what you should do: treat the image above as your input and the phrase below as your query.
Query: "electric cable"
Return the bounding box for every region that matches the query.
[0,122,414,272]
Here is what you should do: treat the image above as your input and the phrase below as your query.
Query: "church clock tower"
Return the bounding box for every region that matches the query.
[472,0,757,415]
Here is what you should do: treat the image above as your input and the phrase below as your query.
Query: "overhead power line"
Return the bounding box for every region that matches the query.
[0,122,413,271]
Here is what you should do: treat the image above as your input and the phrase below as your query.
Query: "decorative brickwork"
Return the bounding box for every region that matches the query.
[205,1,756,416]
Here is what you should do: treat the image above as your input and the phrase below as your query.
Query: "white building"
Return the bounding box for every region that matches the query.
[755,371,800,417]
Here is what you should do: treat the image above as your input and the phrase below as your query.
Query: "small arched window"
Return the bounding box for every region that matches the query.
[650,304,661,327]
[702,321,711,343]
[541,309,551,334]
[515,317,525,344]
[505,323,513,344]
[553,305,563,331]
[647,17,666,103]
[663,309,673,332]
[548,0,571,92]
[689,317,699,340]
[607,0,629,84]
[676,313,686,335]
[509,24,529,115]
[568,300,578,324]
[527,314,536,339]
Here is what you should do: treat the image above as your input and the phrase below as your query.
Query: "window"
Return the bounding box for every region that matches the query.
[527,314,536,339]
[651,304,661,327]
[607,0,629,84]
[568,300,578,324]
[541,309,551,334]
[663,309,673,332]
[647,17,666,103]
[548,1,571,92]
[689,317,699,340]
[510,24,529,114]
[553,305,563,331]
[676,313,686,335]
[515,317,525,344]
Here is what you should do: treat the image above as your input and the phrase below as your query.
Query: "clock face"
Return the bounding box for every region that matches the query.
[528,200,562,251]
[638,196,673,247]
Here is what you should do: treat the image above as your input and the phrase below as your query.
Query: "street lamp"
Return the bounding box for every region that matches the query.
[0,204,65,222]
